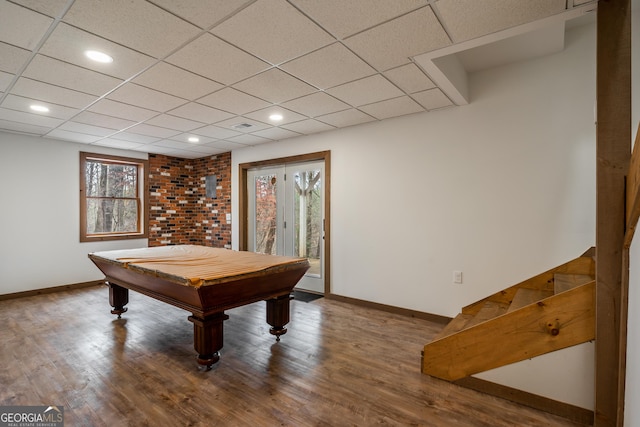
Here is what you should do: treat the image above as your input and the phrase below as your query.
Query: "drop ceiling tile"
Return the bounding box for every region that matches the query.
[0,71,13,92]
[326,74,404,107]
[383,63,435,93]
[92,138,146,150]
[39,23,156,80]
[344,7,451,71]
[23,55,122,96]
[133,62,223,100]
[137,143,183,155]
[214,117,271,133]
[244,107,307,126]
[166,33,270,85]
[359,96,424,120]
[167,102,235,124]
[107,83,187,113]
[191,125,242,140]
[315,109,375,128]
[180,142,227,154]
[281,92,350,118]
[59,121,117,137]
[73,111,137,130]
[10,0,70,18]
[1,94,79,120]
[46,129,101,143]
[227,133,272,145]
[88,99,158,122]
[251,127,301,141]
[281,119,335,134]
[153,139,197,150]
[0,2,52,50]
[280,42,376,90]
[148,0,253,29]
[0,107,63,128]
[110,131,160,144]
[0,118,50,135]
[196,88,271,115]
[434,0,566,43]
[63,0,201,58]
[232,69,316,103]
[0,42,30,74]
[412,88,454,110]
[146,114,205,132]
[208,140,247,151]
[211,0,334,65]
[169,133,217,144]
[290,0,428,39]
[127,123,182,139]
[11,78,97,109]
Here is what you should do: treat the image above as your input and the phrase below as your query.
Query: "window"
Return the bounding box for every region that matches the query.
[80,152,149,242]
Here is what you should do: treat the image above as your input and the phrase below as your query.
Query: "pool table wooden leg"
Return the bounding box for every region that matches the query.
[188,312,229,370]
[266,294,293,342]
[108,282,128,319]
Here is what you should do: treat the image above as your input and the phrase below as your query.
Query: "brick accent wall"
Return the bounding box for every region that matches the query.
[148,152,231,248]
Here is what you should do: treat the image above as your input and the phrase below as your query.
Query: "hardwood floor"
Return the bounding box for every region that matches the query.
[0,285,586,426]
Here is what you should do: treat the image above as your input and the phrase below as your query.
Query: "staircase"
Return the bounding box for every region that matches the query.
[421,249,596,381]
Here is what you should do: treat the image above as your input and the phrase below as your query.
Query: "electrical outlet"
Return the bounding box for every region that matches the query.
[453,271,463,284]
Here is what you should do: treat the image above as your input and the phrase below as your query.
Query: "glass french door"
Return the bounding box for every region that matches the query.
[247,161,324,293]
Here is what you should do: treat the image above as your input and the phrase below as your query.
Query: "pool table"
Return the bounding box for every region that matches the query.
[88,245,309,369]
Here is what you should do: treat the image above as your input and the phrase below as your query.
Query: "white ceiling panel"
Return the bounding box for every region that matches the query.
[281,92,350,118]
[290,0,428,39]
[282,119,335,135]
[9,0,70,18]
[384,63,435,94]
[0,107,63,128]
[191,125,242,140]
[344,7,451,71]
[315,109,375,128]
[0,42,31,74]
[148,0,253,30]
[244,107,307,126]
[228,133,272,145]
[145,114,205,132]
[434,0,566,43]
[359,96,424,120]
[214,117,271,133]
[0,2,52,50]
[46,128,101,143]
[72,111,137,130]
[11,78,97,109]
[167,102,235,124]
[23,55,122,96]
[208,140,248,151]
[88,99,157,122]
[63,0,201,58]
[107,83,187,113]
[126,123,182,139]
[196,87,271,115]
[1,94,79,120]
[166,33,269,85]
[212,0,334,65]
[232,68,316,103]
[169,133,216,145]
[0,118,50,135]
[133,62,224,100]
[92,138,146,150]
[0,72,13,92]
[110,131,160,144]
[412,88,454,110]
[58,121,117,137]
[251,127,302,141]
[39,23,156,80]
[326,74,404,107]
[280,42,376,90]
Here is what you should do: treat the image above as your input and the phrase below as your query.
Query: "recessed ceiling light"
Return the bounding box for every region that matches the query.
[269,114,283,122]
[85,50,113,63]
[188,136,199,143]
[30,105,49,113]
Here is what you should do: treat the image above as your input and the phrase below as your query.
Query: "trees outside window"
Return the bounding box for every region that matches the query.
[80,152,148,242]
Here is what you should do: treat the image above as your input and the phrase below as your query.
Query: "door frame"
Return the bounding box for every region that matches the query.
[239,151,331,295]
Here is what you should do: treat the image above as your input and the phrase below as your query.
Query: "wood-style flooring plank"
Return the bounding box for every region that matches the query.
[0,285,586,426]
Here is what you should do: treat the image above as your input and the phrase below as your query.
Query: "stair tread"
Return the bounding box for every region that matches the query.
[554,273,594,294]
[432,313,474,341]
[507,288,554,313]
[465,301,510,328]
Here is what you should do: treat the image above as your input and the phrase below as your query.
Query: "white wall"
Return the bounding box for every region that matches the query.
[0,133,148,294]
[232,23,596,408]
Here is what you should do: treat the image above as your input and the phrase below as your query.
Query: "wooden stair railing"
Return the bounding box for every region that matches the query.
[421,250,595,381]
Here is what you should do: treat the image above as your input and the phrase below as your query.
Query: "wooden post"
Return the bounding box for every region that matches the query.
[595,0,631,425]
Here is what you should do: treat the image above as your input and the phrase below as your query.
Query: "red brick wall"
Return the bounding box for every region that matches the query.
[148,152,231,248]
